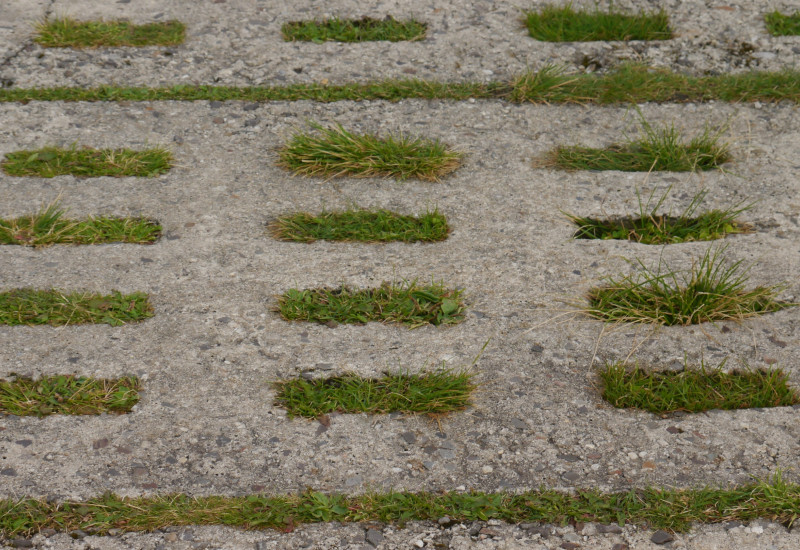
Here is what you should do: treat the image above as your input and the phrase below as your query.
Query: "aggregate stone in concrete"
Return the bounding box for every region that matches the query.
[2,100,800,501]
[3,0,800,87]
[3,521,800,549]
[3,2,800,549]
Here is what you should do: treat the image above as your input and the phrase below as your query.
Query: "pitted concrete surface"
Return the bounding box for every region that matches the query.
[2,0,800,87]
[2,1,800,549]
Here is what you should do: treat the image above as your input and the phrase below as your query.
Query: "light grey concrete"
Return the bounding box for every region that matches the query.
[2,0,800,87]
[2,1,800,548]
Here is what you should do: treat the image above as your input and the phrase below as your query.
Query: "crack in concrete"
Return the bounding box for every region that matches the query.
[0,0,56,86]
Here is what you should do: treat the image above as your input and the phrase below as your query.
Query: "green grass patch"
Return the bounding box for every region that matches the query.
[269,208,449,243]
[274,370,474,418]
[543,116,730,172]
[524,4,672,42]
[0,375,140,417]
[565,187,751,244]
[585,246,789,326]
[278,123,462,181]
[600,362,800,414]
[278,281,464,327]
[1,474,800,536]
[765,11,800,36]
[1,146,173,178]
[0,202,160,247]
[34,18,185,48]
[282,16,426,42]
[509,64,800,104]
[6,65,800,104]
[0,289,153,326]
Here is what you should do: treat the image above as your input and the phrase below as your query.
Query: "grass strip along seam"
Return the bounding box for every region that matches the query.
[7,65,800,104]
[1,475,799,536]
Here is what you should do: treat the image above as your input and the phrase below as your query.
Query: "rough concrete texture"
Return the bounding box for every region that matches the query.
[2,1,800,549]
[2,0,800,87]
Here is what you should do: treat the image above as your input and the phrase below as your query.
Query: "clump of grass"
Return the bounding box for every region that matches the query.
[509,63,800,104]
[543,115,730,172]
[524,4,672,42]
[565,187,752,244]
[282,16,426,42]
[600,362,800,414]
[34,18,185,48]
[585,246,789,326]
[278,281,464,327]
[765,11,800,36]
[1,474,800,536]
[269,208,449,243]
[0,375,140,416]
[0,289,153,326]
[274,369,474,418]
[1,146,173,178]
[0,201,160,247]
[277,123,463,181]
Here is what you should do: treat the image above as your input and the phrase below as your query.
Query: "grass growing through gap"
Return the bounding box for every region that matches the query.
[565,187,752,244]
[7,65,800,103]
[274,369,474,418]
[765,11,800,36]
[544,115,730,172]
[0,375,140,417]
[585,246,789,326]
[600,362,800,414]
[524,4,672,42]
[0,289,152,326]
[2,146,173,178]
[0,201,160,246]
[1,474,800,536]
[278,281,464,327]
[277,123,463,181]
[269,208,449,243]
[282,17,426,42]
[34,18,185,48]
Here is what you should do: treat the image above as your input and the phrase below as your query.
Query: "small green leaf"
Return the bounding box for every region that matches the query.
[441,298,459,316]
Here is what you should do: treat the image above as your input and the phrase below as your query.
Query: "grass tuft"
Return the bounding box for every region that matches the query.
[1,474,800,535]
[524,4,672,42]
[543,115,730,172]
[585,246,789,326]
[765,11,800,36]
[278,281,465,327]
[274,369,474,418]
[600,362,800,414]
[2,146,173,178]
[0,289,153,326]
[282,16,426,42]
[0,375,140,416]
[277,123,463,181]
[565,187,751,244]
[0,201,160,247]
[34,18,185,48]
[269,208,449,243]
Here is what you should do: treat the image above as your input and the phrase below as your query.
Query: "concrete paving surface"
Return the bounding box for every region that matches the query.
[1,1,800,549]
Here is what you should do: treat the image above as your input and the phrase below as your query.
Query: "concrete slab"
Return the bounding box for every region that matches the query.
[0,0,799,87]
